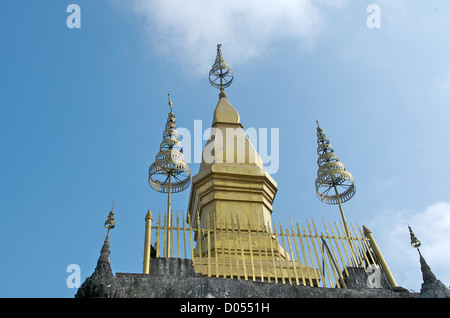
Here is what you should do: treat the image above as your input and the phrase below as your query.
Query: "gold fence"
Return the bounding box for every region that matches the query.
[143,210,386,289]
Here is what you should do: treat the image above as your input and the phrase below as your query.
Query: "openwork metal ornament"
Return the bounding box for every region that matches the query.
[149,94,191,194]
[148,94,191,257]
[408,225,421,249]
[408,224,437,283]
[104,204,115,230]
[315,121,356,205]
[315,121,356,237]
[209,44,234,96]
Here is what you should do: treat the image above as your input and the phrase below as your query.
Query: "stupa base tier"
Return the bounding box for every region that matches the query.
[192,257,320,286]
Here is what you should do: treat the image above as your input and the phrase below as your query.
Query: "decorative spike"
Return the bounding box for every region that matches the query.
[105,206,115,230]
[168,93,173,112]
[149,94,191,194]
[100,208,115,264]
[314,122,356,205]
[209,44,234,97]
[408,224,421,248]
[149,94,191,257]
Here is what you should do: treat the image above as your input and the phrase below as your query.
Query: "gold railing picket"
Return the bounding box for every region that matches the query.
[206,214,212,277]
[247,217,256,282]
[146,209,383,290]
[312,220,334,287]
[297,223,314,287]
[231,215,241,280]
[234,215,248,281]
[306,219,327,287]
[187,213,195,263]
[351,223,370,267]
[333,220,353,272]
[197,213,203,274]
[272,222,285,284]
[224,214,235,279]
[286,227,299,285]
[162,211,167,257]
[262,224,272,283]
[301,224,317,287]
[322,220,345,288]
[218,216,226,278]
[340,220,359,267]
[327,220,349,278]
[214,215,220,278]
[290,221,305,286]
[348,222,365,267]
[279,223,292,285]
[267,223,278,284]
[257,224,265,282]
[182,211,187,258]
[155,210,161,258]
[176,210,180,258]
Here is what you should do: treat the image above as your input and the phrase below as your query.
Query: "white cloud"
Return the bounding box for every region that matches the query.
[127,0,346,76]
[375,202,450,291]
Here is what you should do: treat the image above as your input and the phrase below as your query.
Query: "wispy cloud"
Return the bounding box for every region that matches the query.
[127,0,345,76]
[378,202,450,291]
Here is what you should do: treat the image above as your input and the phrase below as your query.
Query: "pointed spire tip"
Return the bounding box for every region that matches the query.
[168,94,173,111]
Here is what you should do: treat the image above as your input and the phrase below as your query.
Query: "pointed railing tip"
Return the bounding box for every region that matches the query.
[145,209,153,221]
[362,225,371,236]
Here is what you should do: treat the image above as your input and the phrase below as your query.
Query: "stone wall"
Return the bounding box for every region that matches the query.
[112,258,417,298]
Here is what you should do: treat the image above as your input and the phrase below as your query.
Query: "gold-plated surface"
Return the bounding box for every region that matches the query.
[315,121,356,205]
[189,56,282,278]
[104,203,115,230]
[209,44,233,97]
[143,209,153,274]
[148,94,191,194]
[148,94,191,257]
[147,209,386,288]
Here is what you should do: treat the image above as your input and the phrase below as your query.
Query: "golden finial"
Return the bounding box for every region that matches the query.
[149,95,191,256]
[104,203,115,230]
[149,96,191,194]
[168,93,173,112]
[408,224,421,248]
[315,123,356,205]
[314,122,356,237]
[209,44,234,98]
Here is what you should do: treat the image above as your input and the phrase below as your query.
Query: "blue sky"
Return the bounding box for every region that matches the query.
[1,0,449,297]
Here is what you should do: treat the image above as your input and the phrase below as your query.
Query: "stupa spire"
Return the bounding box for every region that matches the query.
[98,205,115,265]
[408,225,437,283]
[75,206,119,298]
